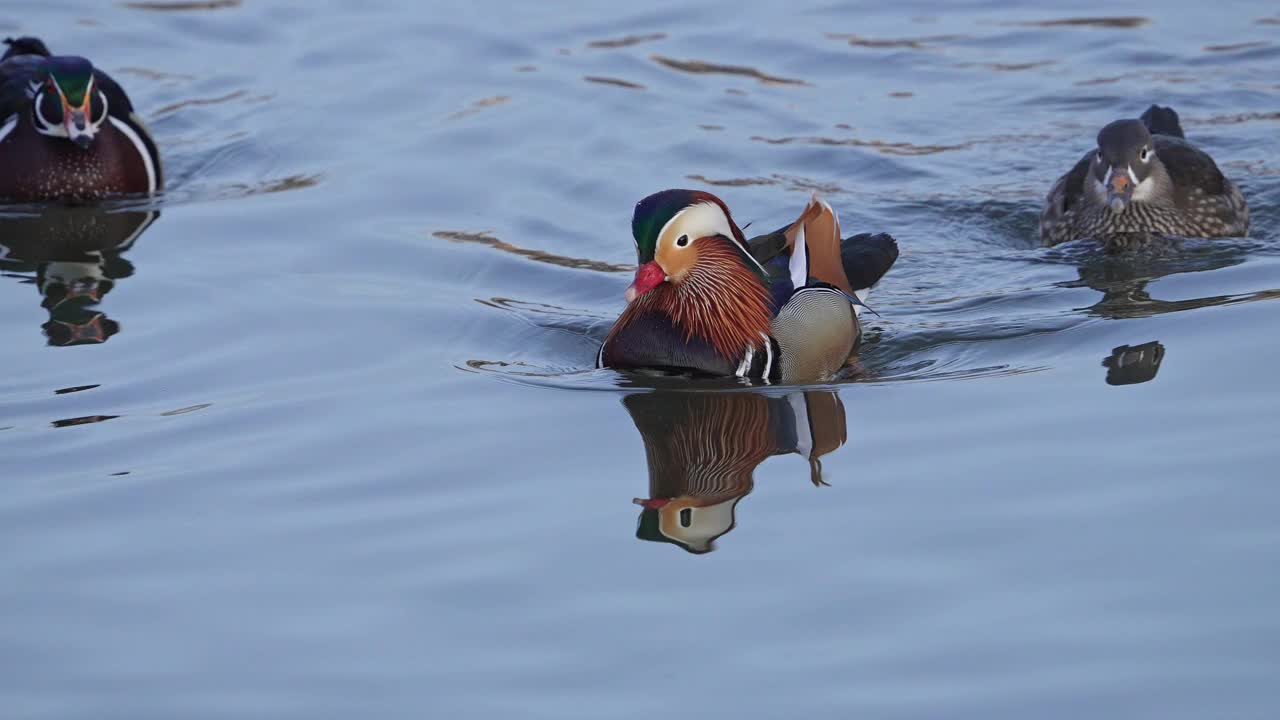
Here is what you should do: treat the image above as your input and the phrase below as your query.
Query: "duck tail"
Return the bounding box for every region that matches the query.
[2,37,52,61]
[1140,104,1185,139]
[783,193,853,294]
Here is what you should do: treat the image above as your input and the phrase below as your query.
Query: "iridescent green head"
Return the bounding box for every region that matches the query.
[33,57,108,150]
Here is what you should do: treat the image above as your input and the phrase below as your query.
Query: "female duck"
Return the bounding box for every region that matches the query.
[1040,104,1248,246]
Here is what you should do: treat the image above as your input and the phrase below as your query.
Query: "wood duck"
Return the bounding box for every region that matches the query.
[0,36,162,202]
[627,390,847,554]
[1040,105,1248,247]
[598,189,898,382]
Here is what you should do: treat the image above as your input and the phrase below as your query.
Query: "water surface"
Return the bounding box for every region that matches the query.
[3,1,1279,718]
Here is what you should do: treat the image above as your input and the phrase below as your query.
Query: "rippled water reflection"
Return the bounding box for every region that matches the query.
[3,1,1279,718]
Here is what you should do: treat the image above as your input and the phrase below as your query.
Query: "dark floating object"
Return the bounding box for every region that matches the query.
[1102,341,1166,386]
[1040,104,1249,248]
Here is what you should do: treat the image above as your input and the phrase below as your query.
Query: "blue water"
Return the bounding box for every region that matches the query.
[2,1,1279,718]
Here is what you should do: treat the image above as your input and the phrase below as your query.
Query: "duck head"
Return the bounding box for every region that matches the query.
[625,189,764,302]
[611,189,775,362]
[32,57,108,150]
[1092,119,1163,213]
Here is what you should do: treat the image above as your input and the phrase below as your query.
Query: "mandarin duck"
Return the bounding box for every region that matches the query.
[627,390,847,554]
[0,36,162,201]
[1040,105,1248,247]
[598,189,898,382]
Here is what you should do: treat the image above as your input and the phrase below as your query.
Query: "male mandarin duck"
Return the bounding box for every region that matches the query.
[0,36,162,201]
[1040,104,1248,247]
[597,189,898,382]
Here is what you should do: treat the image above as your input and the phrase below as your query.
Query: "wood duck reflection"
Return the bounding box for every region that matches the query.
[0,206,154,345]
[625,390,846,554]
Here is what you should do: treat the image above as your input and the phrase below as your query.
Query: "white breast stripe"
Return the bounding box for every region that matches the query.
[786,392,814,459]
[0,116,16,144]
[759,332,774,383]
[109,116,157,194]
[596,339,607,368]
[735,345,755,377]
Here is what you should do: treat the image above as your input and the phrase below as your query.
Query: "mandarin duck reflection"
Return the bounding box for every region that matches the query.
[626,390,847,554]
[599,190,897,382]
[1040,105,1248,248]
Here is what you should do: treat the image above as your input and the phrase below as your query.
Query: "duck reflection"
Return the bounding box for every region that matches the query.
[625,389,847,554]
[1102,341,1165,386]
[1063,237,1254,320]
[0,206,155,345]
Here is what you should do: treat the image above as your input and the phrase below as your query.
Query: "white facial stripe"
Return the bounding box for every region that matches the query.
[34,77,107,142]
[0,116,16,143]
[33,91,67,137]
[658,201,767,274]
[659,202,734,250]
[110,116,158,194]
[1103,166,1138,188]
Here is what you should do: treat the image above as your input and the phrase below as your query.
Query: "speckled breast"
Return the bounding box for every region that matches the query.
[0,118,154,202]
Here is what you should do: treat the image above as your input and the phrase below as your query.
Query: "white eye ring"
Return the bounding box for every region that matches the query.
[675,234,690,247]
[1139,147,1150,162]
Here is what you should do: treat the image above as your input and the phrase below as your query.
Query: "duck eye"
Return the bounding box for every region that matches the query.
[1139,147,1150,162]
[675,234,690,247]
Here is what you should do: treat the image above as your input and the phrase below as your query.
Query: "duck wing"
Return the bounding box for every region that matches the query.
[1154,135,1227,199]
[748,195,896,304]
[840,232,898,292]
[0,57,44,124]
